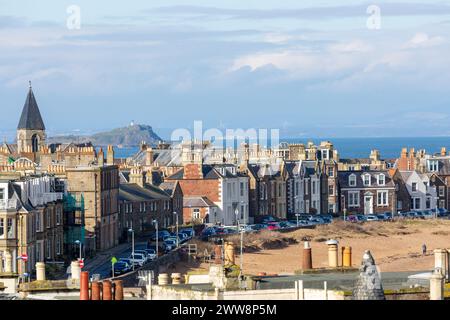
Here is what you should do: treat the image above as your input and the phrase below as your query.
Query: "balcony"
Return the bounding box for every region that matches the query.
[0,199,18,211]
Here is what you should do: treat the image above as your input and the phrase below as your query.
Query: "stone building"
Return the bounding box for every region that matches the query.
[65,165,119,252]
[167,160,249,226]
[0,175,64,276]
[239,162,286,221]
[338,170,396,215]
[118,181,173,241]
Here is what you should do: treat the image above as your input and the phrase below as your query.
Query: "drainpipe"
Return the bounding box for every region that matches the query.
[94,172,98,252]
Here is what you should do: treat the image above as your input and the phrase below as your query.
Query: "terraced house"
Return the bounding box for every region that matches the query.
[118,167,180,241]
[0,175,64,276]
[338,170,396,215]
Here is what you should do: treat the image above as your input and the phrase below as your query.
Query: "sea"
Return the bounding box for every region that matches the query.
[110,137,450,160]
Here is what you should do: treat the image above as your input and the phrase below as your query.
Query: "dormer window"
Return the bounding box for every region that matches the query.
[378,174,385,186]
[363,174,371,186]
[428,160,439,172]
[349,174,357,187]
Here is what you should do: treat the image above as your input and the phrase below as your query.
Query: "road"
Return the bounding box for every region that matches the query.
[86,242,148,279]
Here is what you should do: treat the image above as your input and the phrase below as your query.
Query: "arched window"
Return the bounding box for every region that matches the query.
[31,134,39,152]
[349,174,357,187]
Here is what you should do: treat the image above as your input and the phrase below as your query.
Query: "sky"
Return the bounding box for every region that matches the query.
[1,0,450,140]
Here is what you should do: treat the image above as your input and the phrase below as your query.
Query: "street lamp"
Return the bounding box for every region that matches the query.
[234,208,239,232]
[295,213,301,227]
[152,219,159,259]
[74,240,82,260]
[341,194,347,222]
[128,226,135,271]
[173,211,179,248]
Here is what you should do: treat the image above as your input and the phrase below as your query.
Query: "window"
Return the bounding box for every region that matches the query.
[412,183,417,192]
[411,198,421,210]
[0,219,4,238]
[46,209,51,228]
[36,242,42,262]
[328,167,334,177]
[363,174,371,186]
[378,174,385,186]
[348,191,360,207]
[439,200,445,209]
[7,218,13,238]
[377,191,388,206]
[349,174,357,187]
[426,197,431,209]
[312,181,316,195]
[240,182,244,196]
[439,186,445,197]
[328,185,334,196]
[0,188,4,200]
[56,207,62,225]
[36,213,42,232]
[428,160,439,172]
[192,208,200,220]
[46,239,51,259]
[56,236,61,255]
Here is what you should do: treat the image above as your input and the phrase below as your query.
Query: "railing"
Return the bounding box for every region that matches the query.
[0,199,18,210]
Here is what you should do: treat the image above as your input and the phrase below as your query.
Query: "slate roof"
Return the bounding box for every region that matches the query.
[284,160,300,178]
[166,164,234,180]
[158,181,178,196]
[119,183,170,202]
[17,87,45,130]
[183,196,217,208]
[338,170,395,189]
[247,163,282,178]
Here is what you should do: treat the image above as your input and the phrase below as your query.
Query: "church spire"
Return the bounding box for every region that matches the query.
[17,82,46,130]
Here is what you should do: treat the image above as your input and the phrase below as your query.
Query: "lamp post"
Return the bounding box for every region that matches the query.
[74,240,82,260]
[295,213,301,227]
[173,211,179,248]
[341,194,347,222]
[152,219,159,258]
[128,226,135,271]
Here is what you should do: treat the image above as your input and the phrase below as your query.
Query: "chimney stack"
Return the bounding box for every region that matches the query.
[107,145,114,165]
[98,148,104,166]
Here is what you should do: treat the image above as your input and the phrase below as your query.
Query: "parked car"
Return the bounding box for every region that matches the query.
[437,208,449,218]
[267,222,281,230]
[164,239,177,252]
[151,230,171,241]
[345,215,358,223]
[180,228,195,238]
[119,258,135,267]
[128,253,146,267]
[365,215,379,222]
[111,261,132,276]
[422,210,434,219]
[359,214,369,221]
[144,248,157,260]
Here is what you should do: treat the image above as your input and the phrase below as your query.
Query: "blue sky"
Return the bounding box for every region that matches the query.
[1,0,450,140]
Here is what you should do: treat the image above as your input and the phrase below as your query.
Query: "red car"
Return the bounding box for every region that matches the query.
[266,222,281,230]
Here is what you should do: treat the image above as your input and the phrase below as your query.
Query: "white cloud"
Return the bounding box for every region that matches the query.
[404,32,445,49]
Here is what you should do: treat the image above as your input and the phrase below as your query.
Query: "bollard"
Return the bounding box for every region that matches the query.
[102,280,113,300]
[224,242,236,265]
[341,247,345,267]
[434,249,448,277]
[36,262,46,281]
[80,271,90,300]
[326,240,338,268]
[343,247,352,267]
[91,281,101,300]
[171,273,182,285]
[214,245,222,264]
[302,241,313,270]
[430,269,445,300]
[113,280,124,300]
[158,273,169,285]
[71,261,81,280]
